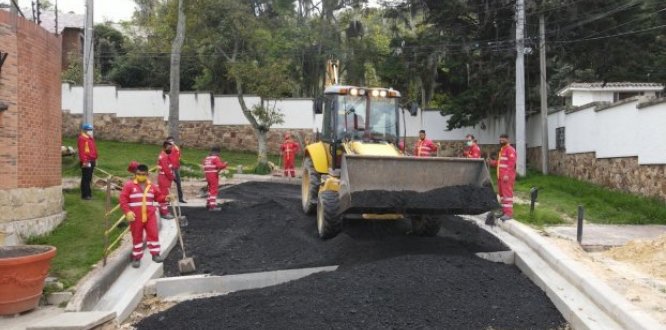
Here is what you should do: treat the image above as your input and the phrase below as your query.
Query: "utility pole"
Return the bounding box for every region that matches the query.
[539,14,549,174]
[83,0,94,125]
[515,0,526,176]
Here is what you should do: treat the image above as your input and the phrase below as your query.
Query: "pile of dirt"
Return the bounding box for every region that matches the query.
[348,185,499,215]
[605,234,666,280]
[163,182,507,276]
[139,254,565,329]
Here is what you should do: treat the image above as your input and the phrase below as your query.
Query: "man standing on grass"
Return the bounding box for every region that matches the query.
[77,123,98,200]
[203,146,228,211]
[280,133,300,177]
[166,136,186,204]
[120,164,171,268]
[488,133,517,221]
[157,141,175,219]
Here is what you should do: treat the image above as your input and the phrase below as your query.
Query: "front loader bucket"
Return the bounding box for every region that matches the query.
[338,155,498,216]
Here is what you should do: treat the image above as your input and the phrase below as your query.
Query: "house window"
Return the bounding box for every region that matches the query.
[556,127,565,150]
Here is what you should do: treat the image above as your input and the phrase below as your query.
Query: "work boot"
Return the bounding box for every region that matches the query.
[152,255,164,263]
[209,206,221,212]
[131,259,141,268]
[179,199,187,204]
[161,213,175,220]
[499,214,513,221]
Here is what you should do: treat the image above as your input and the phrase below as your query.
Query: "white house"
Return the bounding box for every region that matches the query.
[557,82,663,107]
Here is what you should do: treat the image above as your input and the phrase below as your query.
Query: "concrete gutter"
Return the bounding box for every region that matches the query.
[465,215,663,330]
[149,265,338,300]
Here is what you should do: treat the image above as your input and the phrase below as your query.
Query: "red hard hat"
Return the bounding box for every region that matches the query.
[127,160,139,173]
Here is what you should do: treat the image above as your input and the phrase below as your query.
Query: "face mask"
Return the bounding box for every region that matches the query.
[136,175,147,183]
[466,140,473,146]
[86,130,93,137]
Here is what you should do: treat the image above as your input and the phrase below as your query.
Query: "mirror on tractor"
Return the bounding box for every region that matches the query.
[313,97,323,114]
[409,101,419,116]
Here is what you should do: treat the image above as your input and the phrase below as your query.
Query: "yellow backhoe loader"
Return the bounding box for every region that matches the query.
[302,61,497,239]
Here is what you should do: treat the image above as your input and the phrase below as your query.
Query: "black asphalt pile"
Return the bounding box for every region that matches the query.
[348,185,499,215]
[139,254,566,329]
[163,182,506,276]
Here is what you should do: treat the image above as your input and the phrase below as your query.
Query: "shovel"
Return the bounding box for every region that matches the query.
[170,202,196,274]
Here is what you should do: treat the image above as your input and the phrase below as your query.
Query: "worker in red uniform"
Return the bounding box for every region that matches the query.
[166,137,186,203]
[202,146,228,211]
[413,130,438,157]
[157,141,175,219]
[280,133,300,177]
[120,164,171,268]
[77,123,98,200]
[463,134,482,159]
[488,134,517,221]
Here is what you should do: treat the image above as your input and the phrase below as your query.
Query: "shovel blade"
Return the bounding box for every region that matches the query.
[178,257,196,275]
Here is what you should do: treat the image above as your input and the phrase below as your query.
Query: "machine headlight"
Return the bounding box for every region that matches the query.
[379,90,387,97]
[350,88,358,96]
[371,89,380,97]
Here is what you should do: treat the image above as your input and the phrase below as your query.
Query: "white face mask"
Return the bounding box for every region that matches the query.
[86,130,94,137]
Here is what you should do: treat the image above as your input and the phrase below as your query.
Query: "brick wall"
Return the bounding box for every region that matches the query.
[0,12,19,189]
[0,12,63,232]
[527,147,666,201]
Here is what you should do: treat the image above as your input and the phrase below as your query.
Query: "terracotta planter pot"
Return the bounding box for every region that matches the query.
[0,245,57,315]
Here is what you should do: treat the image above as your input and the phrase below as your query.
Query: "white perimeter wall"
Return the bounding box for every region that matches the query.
[62,83,666,164]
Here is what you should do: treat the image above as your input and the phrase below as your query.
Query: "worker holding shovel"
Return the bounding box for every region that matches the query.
[202,146,228,211]
[120,164,173,268]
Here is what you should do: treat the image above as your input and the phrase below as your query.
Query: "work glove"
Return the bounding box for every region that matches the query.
[82,162,91,168]
[502,175,509,183]
[166,194,175,202]
[126,211,136,222]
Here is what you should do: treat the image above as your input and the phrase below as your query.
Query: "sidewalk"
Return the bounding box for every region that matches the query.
[546,224,666,250]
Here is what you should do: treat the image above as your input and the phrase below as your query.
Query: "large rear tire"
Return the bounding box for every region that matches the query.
[317,191,342,239]
[411,215,441,237]
[301,157,320,215]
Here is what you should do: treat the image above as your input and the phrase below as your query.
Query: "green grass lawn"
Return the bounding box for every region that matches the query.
[27,188,124,289]
[62,137,299,178]
[511,170,666,227]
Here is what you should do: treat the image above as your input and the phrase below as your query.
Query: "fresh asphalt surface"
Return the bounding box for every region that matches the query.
[143,182,565,329]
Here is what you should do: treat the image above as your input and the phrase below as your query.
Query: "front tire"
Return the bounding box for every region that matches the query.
[410,215,441,237]
[301,157,320,214]
[316,191,342,239]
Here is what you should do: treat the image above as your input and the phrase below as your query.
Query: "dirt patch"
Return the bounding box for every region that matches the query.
[139,254,565,329]
[605,234,666,280]
[548,236,666,325]
[348,185,499,215]
[0,246,52,259]
[163,182,507,276]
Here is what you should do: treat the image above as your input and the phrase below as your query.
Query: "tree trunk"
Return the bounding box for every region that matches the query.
[168,0,186,142]
[257,129,268,166]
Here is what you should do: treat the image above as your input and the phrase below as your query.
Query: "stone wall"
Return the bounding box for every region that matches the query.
[0,186,65,241]
[527,147,666,201]
[63,112,315,154]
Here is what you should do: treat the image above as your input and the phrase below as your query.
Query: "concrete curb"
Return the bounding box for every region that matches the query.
[65,234,132,312]
[151,265,338,300]
[25,311,115,330]
[223,174,300,185]
[498,219,663,330]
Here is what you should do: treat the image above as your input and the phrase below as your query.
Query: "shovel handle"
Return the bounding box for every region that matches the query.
[170,201,188,260]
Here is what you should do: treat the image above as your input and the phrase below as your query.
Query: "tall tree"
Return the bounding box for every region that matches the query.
[168,0,186,142]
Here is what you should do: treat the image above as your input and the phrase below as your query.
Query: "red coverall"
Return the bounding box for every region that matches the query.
[169,145,181,170]
[414,139,438,157]
[464,143,482,159]
[280,139,300,177]
[119,179,167,260]
[490,145,517,217]
[77,133,98,165]
[203,155,228,208]
[157,151,174,215]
